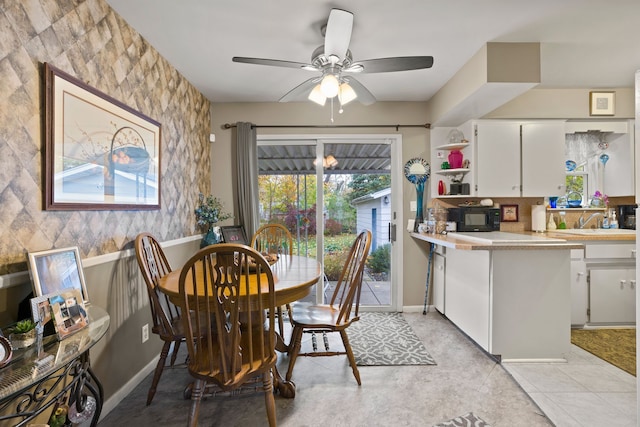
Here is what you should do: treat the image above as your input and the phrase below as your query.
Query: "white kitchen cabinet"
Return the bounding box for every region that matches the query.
[474,121,566,197]
[570,249,588,326]
[521,122,566,197]
[582,241,637,325]
[474,122,521,197]
[444,247,571,360]
[432,246,445,313]
[589,268,636,324]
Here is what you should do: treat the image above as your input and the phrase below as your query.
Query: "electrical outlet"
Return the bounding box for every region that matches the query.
[142,323,149,343]
[410,201,417,212]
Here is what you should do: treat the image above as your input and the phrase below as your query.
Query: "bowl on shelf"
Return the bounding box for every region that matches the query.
[566,191,582,207]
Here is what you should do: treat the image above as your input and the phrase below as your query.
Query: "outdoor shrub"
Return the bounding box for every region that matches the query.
[324,250,348,281]
[324,219,342,236]
[367,243,391,274]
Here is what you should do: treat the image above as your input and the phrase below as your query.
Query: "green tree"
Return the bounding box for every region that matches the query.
[347,174,391,201]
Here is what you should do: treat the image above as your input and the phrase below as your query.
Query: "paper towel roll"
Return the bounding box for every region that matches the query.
[531,205,546,232]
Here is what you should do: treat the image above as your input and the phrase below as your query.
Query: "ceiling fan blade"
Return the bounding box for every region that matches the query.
[279,77,321,102]
[324,9,353,62]
[233,56,315,70]
[342,77,376,105]
[346,56,434,73]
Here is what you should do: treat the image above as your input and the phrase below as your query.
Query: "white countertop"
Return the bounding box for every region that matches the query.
[447,231,566,245]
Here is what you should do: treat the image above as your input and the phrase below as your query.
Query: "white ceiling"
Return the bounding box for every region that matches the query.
[104,0,640,104]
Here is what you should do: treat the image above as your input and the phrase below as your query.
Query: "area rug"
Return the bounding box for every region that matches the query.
[433,412,491,427]
[571,328,636,376]
[348,312,436,366]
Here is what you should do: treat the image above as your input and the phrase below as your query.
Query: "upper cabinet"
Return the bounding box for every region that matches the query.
[431,120,566,198]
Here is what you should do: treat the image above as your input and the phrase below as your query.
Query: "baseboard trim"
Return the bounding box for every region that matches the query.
[99,355,159,421]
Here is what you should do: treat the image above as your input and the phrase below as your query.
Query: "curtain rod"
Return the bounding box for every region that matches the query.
[222,123,430,131]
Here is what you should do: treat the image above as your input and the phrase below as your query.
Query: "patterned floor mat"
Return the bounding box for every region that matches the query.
[348,312,436,366]
[433,412,491,427]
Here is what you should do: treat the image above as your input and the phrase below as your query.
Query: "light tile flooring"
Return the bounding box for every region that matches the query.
[503,344,637,426]
[98,310,637,426]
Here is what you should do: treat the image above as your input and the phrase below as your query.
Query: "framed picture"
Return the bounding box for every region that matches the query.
[589,91,615,116]
[44,62,161,210]
[30,293,54,333]
[501,204,519,222]
[49,289,89,341]
[220,226,248,245]
[27,247,90,305]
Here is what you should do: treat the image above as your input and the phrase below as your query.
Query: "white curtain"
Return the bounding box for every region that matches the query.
[235,122,259,239]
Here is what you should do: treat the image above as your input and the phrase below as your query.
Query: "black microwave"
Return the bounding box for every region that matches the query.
[447,207,500,232]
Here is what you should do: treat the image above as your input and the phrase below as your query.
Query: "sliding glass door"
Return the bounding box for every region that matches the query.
[257,135,402,311]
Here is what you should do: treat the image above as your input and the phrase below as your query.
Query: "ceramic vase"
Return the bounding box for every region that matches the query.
[448,150,463,169]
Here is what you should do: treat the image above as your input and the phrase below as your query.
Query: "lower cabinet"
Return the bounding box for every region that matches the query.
[589,267,636,324]
[569,242,637,325]
[570,249,588,326]
[432,246,445,314]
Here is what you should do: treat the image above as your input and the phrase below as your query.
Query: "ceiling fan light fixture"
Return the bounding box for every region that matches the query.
[325,154,338,168]
[338,82,357,105]
[320,73,340,98]
[308,84,327,105]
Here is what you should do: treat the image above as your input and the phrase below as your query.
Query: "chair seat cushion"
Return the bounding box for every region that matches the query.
[289,302,356,329]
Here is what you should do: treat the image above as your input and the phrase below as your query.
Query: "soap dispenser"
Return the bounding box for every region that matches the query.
[610,210,619,229]
[558,211,567,229]
[547,213,557,230]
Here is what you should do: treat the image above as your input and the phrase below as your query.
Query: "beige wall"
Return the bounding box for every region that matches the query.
[486,88,635,119]
[210,101,432,307]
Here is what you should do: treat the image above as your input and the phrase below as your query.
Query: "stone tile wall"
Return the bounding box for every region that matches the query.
[0,0,211,274]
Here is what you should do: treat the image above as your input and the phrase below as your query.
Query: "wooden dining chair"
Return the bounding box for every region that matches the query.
[251,223,294,337]
[134,232,185,406]
[285,230,372,386]
[178,243,278,427]
[251,223,293,257]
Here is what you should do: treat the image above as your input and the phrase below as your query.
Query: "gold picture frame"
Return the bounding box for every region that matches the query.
[589,91,615,116]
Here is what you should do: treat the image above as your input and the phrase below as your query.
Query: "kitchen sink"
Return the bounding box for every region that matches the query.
[553,228,636,235]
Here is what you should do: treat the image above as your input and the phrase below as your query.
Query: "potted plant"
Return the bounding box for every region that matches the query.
[9,319,37,349]
[195,193,232,247]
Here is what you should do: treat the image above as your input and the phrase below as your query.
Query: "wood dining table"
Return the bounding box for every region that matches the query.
[158,253,322,398]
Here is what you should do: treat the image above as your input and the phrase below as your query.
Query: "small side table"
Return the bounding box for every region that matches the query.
[0,306,110,427]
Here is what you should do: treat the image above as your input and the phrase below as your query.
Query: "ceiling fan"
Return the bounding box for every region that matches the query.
[232,8,434,109]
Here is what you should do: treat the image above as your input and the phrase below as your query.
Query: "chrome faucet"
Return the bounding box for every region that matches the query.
[578,212,604,229]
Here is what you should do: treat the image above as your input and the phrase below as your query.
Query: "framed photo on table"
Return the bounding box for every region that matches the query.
[27,246,90,306]
[220,226,248,245]
[501,204,519,222]
[589,91,615,116]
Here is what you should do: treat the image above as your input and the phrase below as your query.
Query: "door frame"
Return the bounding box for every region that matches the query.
[257,133,403,312]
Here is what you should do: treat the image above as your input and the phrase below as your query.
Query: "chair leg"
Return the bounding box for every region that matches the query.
[187,379,205,427]
[340,329,361,385]
[263,371,277,427]
[285,326,303,382]
[170,340,181,366]
[146,340,171,405]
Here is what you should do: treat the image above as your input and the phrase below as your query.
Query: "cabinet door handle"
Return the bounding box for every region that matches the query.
[620,280,627,289]
[631,280,636,289]
[631,249,636,258]
[437,265,443,271]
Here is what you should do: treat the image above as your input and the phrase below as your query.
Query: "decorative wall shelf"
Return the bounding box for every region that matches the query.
[435,168,470,176]
[434,143,470,151]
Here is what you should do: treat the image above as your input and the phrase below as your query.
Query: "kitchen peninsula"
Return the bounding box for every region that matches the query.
[412,231,584,362]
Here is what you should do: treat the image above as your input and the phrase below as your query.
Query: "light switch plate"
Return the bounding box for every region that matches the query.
[410,201,417,212]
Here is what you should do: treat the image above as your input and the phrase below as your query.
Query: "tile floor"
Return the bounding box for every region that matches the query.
[503,344,637,426]
[98,310,637,426]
